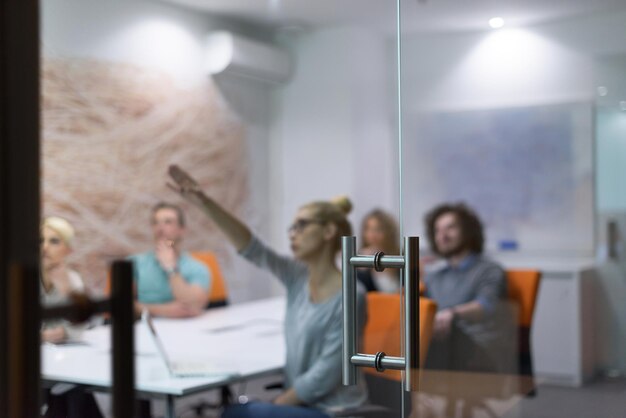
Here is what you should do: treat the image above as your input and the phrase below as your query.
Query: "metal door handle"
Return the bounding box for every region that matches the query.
[342,236,420,392]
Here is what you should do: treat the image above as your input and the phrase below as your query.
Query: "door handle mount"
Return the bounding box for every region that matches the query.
[342,236,420,392]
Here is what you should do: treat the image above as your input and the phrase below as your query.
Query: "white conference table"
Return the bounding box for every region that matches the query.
[42,297,286,417]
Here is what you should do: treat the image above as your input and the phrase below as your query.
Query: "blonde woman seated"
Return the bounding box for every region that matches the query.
[41,217,104,418]
[168,165,367,418]
[357,209,401,293]
[40,216,87,343]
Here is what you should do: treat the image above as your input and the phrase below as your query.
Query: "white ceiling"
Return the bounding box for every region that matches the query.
[159,0,626,33]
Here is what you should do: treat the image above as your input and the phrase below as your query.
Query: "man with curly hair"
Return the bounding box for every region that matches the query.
[422,203,516,373]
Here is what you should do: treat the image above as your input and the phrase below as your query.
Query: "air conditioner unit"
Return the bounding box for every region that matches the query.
[205,31,292,84]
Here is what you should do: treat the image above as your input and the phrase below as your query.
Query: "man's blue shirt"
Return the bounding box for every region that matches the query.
[129,251,210,304]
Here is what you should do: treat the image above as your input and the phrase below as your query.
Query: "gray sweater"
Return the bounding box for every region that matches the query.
[240,236,368,412]
[424,254,517,373]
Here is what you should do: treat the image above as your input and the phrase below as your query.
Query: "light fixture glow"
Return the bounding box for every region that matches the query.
[620,101,626,111]
[598,86,608,97]
[489,17,505,29]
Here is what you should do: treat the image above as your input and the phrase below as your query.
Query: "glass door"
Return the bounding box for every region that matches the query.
[29,1,626,417]
[38,0,405,417]
[398,0,626,417]
[12,0,626,416]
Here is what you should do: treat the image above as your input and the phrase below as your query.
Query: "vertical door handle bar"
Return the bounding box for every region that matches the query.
[341,236,358,385]
[342,236,420,392]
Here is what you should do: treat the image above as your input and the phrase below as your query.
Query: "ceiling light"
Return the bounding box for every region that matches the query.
[620,101,626,111]
[489,17,505,29]
[597,86,608,97]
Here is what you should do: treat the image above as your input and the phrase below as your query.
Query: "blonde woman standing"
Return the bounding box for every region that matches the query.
[168,165,367,418]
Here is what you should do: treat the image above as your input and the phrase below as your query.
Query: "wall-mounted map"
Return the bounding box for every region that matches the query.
[402,103,593,256]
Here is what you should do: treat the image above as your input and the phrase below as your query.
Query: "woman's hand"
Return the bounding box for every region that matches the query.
[42,326,67,344]
[273,388,301,406]
[166,164,253,251]
[167,164,205,208]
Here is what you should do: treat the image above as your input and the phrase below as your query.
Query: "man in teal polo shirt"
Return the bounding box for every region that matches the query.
[130,202,211,318]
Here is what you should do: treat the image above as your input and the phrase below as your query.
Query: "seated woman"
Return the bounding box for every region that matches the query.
[168,165,367,418]
[357,209,401,293]
[40,216,88,343]
[40,216,103,418]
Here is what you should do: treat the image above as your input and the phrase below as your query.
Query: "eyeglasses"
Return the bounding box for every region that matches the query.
[287,219,324,234]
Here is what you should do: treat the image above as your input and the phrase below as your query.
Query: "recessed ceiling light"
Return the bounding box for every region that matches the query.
[489,17,505,29]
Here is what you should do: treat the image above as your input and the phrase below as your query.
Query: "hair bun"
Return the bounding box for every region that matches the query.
[330,195,353,215]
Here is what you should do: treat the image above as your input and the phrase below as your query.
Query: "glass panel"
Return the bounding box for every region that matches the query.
[399,1,626,417]
[595,55,626,378]
[39,0,403,416]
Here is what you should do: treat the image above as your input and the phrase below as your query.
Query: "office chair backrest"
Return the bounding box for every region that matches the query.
[506,269,541,377]
[190,251,229,308]
[506,269,541,328]
[363,292,437,381]
[418,297,438,366]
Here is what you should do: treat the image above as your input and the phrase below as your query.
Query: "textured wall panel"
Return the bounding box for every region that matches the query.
[42,58,249,293]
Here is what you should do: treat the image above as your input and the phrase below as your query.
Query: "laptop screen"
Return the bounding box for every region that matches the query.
[141,309,175,374]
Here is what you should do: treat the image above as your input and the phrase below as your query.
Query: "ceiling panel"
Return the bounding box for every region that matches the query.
[157,0,626,33]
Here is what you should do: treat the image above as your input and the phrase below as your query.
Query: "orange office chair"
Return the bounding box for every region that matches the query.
[506,269,541,379]
[190,251,229,308]
[418,269,541,378]
[461,269,543,416]
[362,292,402,379]
[363,293,438,380]
[355,293,437,416]
[435,269,542,418]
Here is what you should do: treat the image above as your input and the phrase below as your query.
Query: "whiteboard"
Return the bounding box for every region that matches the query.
[401,102,594,256]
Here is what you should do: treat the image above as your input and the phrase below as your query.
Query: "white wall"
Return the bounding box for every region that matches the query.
[399,9,626,113]
[400,29,594,112]
[271,11,626,253]
[271,27,399,253]
[42,0,212,87]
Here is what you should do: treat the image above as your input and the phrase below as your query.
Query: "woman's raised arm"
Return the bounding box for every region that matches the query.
[168,165,252,252]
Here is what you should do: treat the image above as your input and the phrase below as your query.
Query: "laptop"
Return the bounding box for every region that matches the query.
[142,310,236,378]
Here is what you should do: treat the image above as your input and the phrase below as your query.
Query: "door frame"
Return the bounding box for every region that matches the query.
[0,0,42,416]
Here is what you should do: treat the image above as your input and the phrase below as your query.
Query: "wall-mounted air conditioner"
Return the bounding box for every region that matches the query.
[205,31,292,84]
